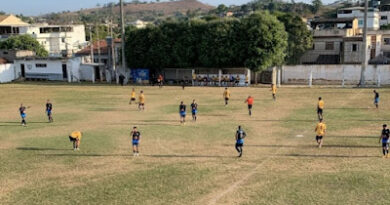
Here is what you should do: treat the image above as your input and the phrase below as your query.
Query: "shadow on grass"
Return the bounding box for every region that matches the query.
[38,153,128,157]
[38,153,232,158]
[328,135,377,139]
[0,121,49,124]
[110,122,182,127]
[16,147,71,151]
[327,107,373,110]
[244,144,378,149]
[280,153,378,158]
[145,154,232,158]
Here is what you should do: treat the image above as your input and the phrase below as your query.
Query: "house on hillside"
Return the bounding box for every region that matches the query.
[130,20,153,29]
[0,15,87,57]
[337,7,380,30]
[301,18,385,65]
[18,24,87,57]
[0,14,30,39]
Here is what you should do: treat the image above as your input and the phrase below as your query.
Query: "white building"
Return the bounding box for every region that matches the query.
[13,57,84,82]
[130,20,152,29]
[18,24,87,57]
[337,7,380,30]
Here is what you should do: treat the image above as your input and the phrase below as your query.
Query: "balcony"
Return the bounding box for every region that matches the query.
[314,28,361,37]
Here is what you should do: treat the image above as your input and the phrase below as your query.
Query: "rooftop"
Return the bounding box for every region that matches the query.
[76,39,121,56]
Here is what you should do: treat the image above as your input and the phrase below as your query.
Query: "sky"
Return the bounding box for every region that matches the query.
[2,0,335,16]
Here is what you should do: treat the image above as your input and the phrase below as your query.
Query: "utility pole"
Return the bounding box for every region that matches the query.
[120,0,127,83]
[89,25,94,63]
[359,0,368,87]
[96,24,102,82]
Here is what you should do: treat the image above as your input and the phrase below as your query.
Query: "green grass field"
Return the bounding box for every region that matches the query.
[1,83,390,204]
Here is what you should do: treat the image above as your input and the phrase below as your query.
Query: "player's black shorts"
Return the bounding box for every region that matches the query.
[317,108,323,114]
[225,97,229,101]
[248,104,253,109]
[131,98,136,101]
[235,143,243,147]
[139,103,144,106]
[383,142,389,148]
[316,135,323,140]
[69,136,76,142]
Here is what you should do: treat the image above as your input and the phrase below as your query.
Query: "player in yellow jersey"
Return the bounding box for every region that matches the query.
[271,84,277,101]
[139,90,145,110]
[69,131,82,151]
[317,97,324,121]
[315,119,326,148]
[223,87,231,106]
[129,88,136,104]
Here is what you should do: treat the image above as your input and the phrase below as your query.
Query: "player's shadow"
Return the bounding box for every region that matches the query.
[246,144,378,149]
[37,153,232,158]
[16,147,70,151]
[0,121,48,124]
[280,154,378,158]
[327,107,373,110]
[145,154,232,158]
[110,122,181,126]
[0,124,21,127]
[39,153,129,157]
[328,135,377,139]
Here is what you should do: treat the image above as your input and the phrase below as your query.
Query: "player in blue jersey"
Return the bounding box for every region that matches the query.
[379,124,390,158]
[191,99,198,121]
[235,125,247,157]
[131,127,141,156]
[46,99,53,123]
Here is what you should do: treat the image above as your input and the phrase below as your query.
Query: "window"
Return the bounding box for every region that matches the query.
[12,27,19,34]
[3,51,8,55]
[325,42,334,50]
[385,38,390,45]
[62,38,66,43]
[382,16,388,20]
[36,63,47,68]
[358,20,364,26]
[352,44,358,52]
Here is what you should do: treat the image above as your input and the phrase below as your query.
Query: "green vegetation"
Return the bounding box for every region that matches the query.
[125,12,289,72]
[0,35,48,57]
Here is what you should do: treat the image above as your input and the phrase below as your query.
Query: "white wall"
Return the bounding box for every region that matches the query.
[0,64,16,83]
[282,65,390,85]
[19,25,86,56]
[14,57,82,82]
[79,64,95,82]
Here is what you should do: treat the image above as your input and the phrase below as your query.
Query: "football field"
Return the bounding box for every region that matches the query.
[1,83,390,204]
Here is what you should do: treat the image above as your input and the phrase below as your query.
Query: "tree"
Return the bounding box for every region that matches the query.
[124,12,288,72]
[0,35,48,57]
[311,0,322,14]
[241,12,288,72]
[274,12,312,64]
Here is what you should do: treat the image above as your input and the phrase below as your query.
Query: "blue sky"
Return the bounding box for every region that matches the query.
[2,0,334,16]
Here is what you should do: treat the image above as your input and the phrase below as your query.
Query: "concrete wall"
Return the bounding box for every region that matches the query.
[282,64,390,85]
[14,57,82,82]
[79,64,95,82]
[0,64,16,83]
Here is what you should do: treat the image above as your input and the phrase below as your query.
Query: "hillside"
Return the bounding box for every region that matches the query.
[41,0,215,24]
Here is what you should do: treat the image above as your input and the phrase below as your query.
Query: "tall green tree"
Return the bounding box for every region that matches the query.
[311,0,322,14]
[125,12,288,72]
[0,35,48,57]
[274,12,312,64]
[241,12,288,72]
